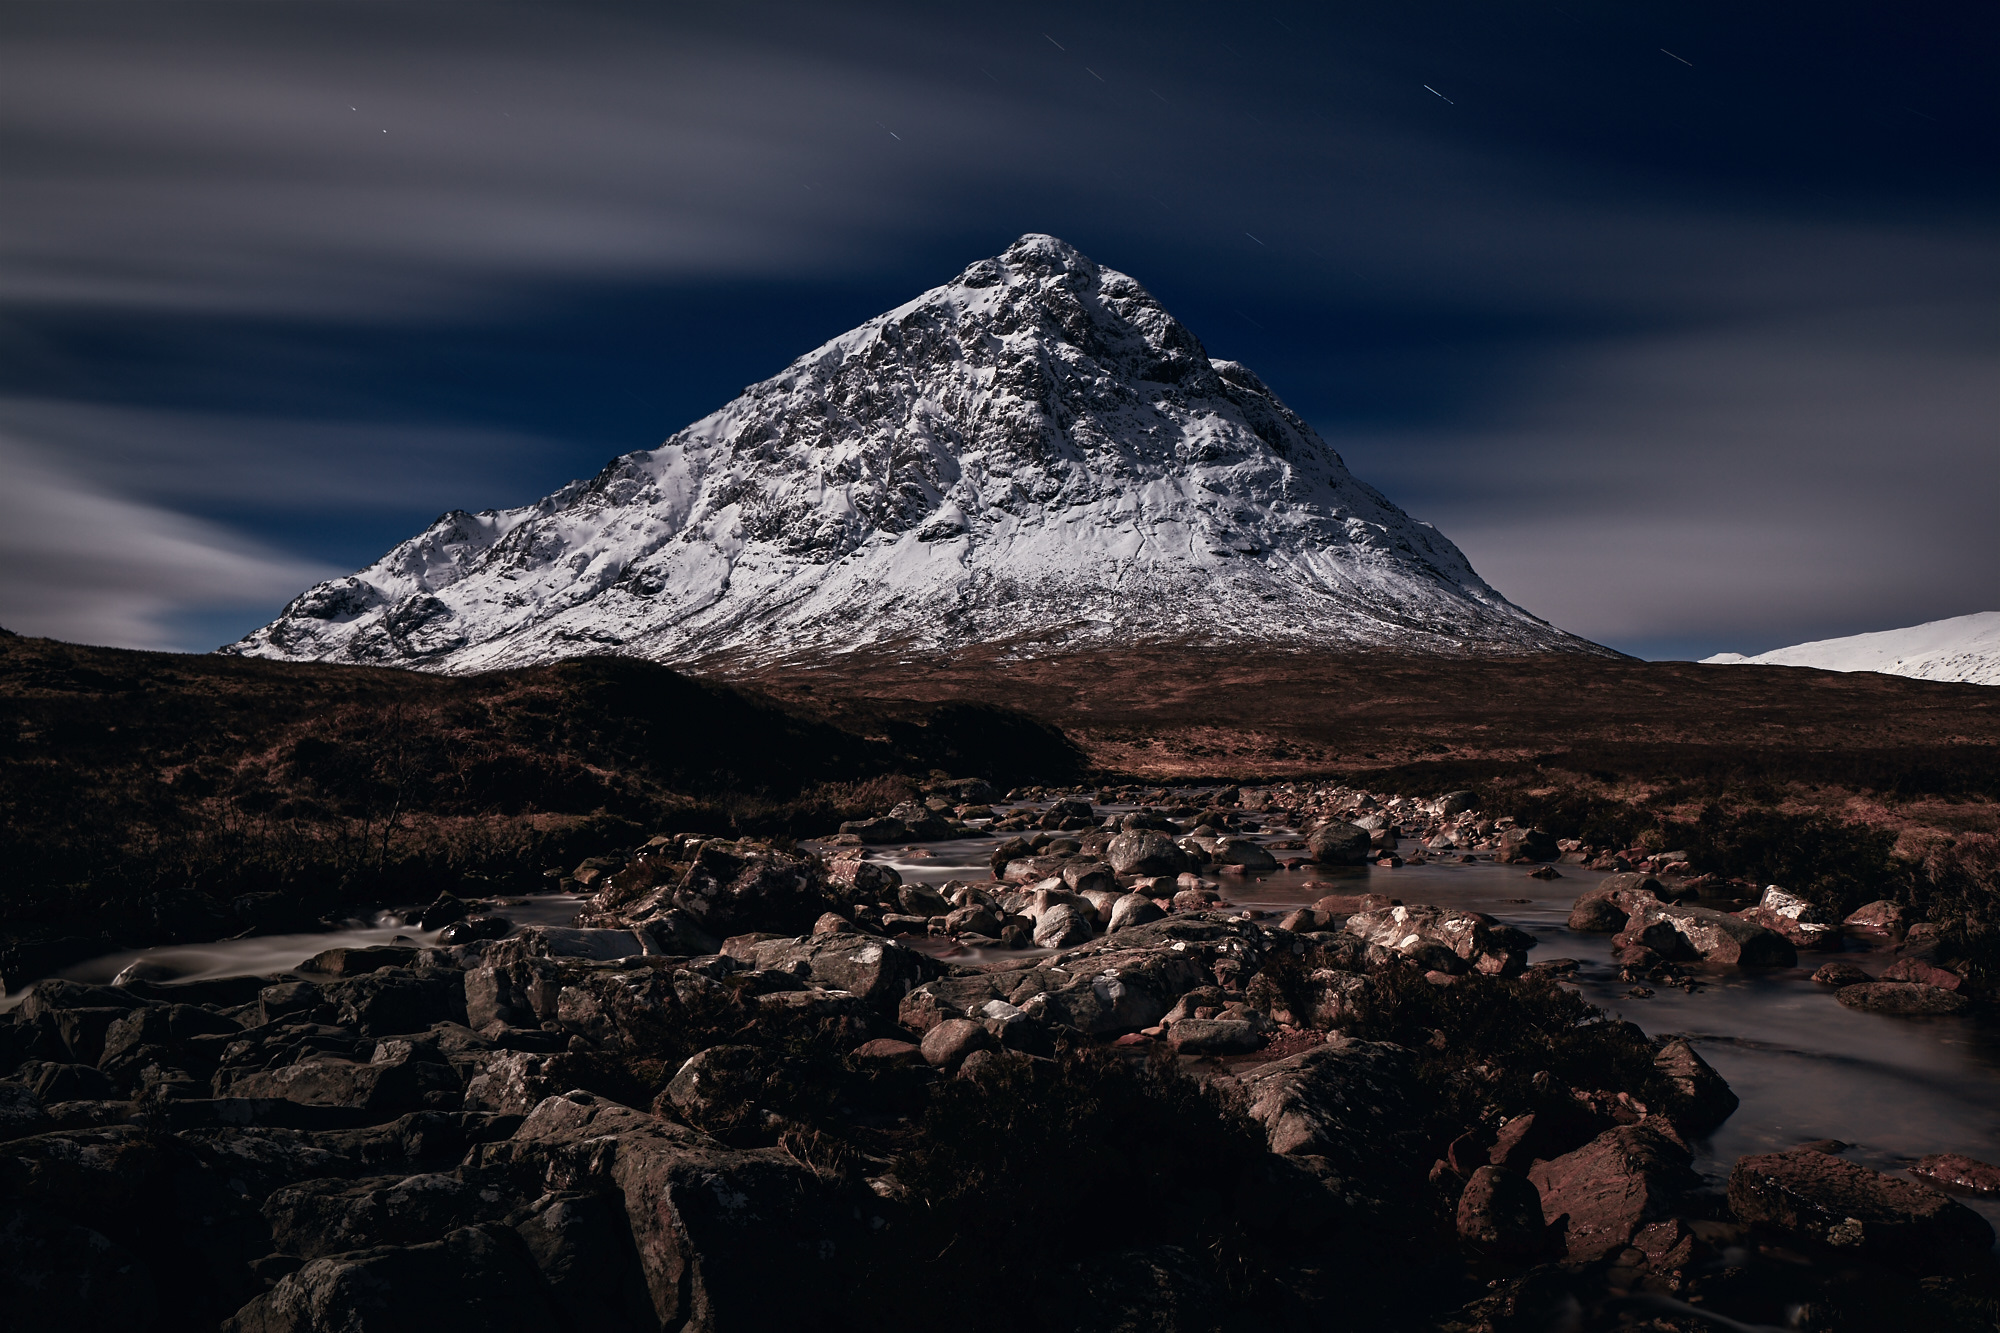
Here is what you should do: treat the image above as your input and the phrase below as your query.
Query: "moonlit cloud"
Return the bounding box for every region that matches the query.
[0,432,331,650]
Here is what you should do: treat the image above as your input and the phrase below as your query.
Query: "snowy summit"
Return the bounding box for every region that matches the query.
[226,234,1607,672]
[1703,612,2000,686]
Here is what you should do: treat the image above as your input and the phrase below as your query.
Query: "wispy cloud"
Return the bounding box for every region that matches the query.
[0,431,332,650]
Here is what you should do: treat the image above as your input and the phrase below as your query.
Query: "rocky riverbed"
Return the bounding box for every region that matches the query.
[5,781,1999,1332]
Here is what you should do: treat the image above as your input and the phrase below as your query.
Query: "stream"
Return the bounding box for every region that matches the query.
[13,808,2000,1234]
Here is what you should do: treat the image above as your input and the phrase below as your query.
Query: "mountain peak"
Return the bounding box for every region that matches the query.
[224,238,1609,672]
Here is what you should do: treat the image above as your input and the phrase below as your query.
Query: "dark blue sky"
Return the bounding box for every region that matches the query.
[2,1,1993,659]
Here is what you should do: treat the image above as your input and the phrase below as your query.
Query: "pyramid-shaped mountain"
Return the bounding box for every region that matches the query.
[226,234,1608,671]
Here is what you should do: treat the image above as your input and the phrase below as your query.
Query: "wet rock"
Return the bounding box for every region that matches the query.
[1611,918,1697,963]
[1344,903,1535,974]
[1234,1037,1422,1196]
[1624,901,1797,967]
[1528,1123,1700,1262]
[1032,902,1092,949]
[728,931,937,1005]
[1836,981,1968,1015]
[223,1056,459,1117]
[920,1018,993,1069]
[1653,1038,1739,1135]
[224,1223,559,1333]
[1457,1165,1548,1262]
[838,815,910,844]
[462,1050,563,1116]
[297,946,419,977]
[944,904,1002,936]
[1106,830,1191,877]
[417,893,472,930]
[1567,892,1630,933]
[475,1091,864,1330]
[1165,1018,1262,1056]
[1881,957,1964,990]
[437,916,513,946]
[1304,816,1368,868]
[264,1172,494,1258]
[1488,1104,1611,1173]
[660,1044,766,1130]
[325,970,467,1036]
[1495,828,1559,864]
[1911,1153,2000,1195]
[511,1190,655,1332]
[1728,1147,1994,1272]
[1107,893,1166,932]
[1844,899,1908,933]
[1811,960,1872,987]
[1211,838,1278,872]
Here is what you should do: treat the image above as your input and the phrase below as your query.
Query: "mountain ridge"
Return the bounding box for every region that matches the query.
[225,233,1610,671]
[1703,612,2000,686]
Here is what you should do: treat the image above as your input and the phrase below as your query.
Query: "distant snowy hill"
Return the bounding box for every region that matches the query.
[224,233,1608,673]
[1703,612,2000,686]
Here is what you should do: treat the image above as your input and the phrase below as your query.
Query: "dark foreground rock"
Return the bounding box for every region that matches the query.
[1729,1147,1995,1273]
[1528,1122,1701,1262]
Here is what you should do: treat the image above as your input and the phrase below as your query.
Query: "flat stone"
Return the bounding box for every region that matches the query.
[1728,1147,1994,1272]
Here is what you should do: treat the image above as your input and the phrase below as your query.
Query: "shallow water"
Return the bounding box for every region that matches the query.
[889,821,2000,1231]
[14,814,2000,1233]
[0,894,588,1012]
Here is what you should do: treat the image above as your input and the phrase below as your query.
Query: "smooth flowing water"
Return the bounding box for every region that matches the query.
[14,814,2000,1232]
[880,821,2000,1232]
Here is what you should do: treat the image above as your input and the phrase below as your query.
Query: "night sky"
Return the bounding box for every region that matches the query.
[2,1,1993,660]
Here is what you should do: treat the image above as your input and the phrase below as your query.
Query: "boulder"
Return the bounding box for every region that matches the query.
[1811,960,1872,987]
[730,932,936,1005]
[1107,894,1166,932]
[224,1223,560,1333]
[1653,1038,1738,1134]
[1495,828,1559,864]
[263,1172,493,1258]
[297,946,418,977]
[0,1205,158,1333]
[1032,903,1093,949]
[1911,1153,2000,1195]
[222,1057,459,1117]
[1306,822,1370,866]
[1566,891,1630,933]
[1234,1038,1422,1199]
[1456,1165,1547,1262]
[1624,901,1796,967]
[1528,1123,1700,1262]
[1344,904,1535,974]
[462,1050,564,1116]
[919,1018,993,1069]
[1210,838,1278,872]
[512,1190,657,1332]
[1105,831,1190,877]
[1835,982,1968,1016]
[1843,900,1908,932]
[478,1091,866,1330]
[1165,1018,1262,1056]
[1882,957,1963,990]
[437,916,514,946]
[1728,1148,1994,1272]
[838,815,910,844]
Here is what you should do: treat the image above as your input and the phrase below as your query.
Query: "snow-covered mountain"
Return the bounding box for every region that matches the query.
[224,234,1608,673]
[1703,612,2000,686]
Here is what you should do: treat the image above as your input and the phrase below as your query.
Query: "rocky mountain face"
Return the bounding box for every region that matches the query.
[225,234,1607,672]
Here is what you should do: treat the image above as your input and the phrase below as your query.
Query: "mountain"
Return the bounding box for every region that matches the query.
[224,234,1608,673]
[1702,612,2000,686]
